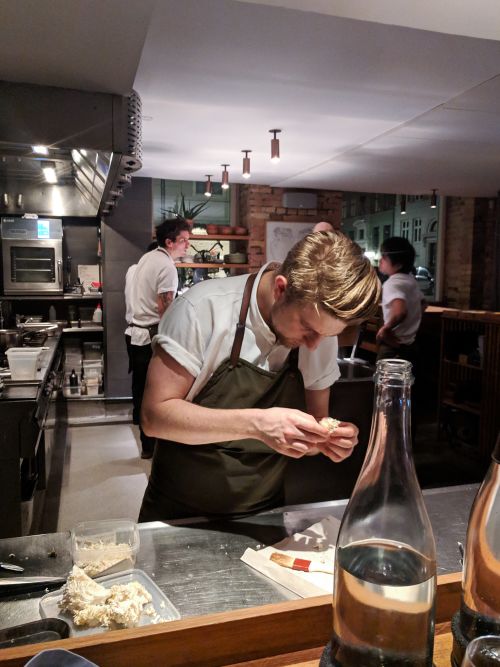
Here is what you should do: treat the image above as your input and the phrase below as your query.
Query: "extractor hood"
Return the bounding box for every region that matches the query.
[0,80,142,217]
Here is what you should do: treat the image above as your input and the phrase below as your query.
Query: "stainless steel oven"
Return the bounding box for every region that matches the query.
[1,217,63,294]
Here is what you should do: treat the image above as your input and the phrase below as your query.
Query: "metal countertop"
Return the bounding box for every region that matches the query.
[0,483,478,630]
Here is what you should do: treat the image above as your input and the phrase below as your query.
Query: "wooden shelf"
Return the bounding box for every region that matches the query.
[443,359,482,371]
[176,263,249,269]
[442,398,481,416]
[190,234,249,241]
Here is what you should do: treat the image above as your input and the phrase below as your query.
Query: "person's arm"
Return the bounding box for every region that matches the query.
[157,291,175,317]
[376,298,407,346]
[305,387,359,462]
[141,346,333,459]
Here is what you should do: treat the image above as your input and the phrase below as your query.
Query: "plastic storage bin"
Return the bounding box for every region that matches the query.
[71,519,139,577]
[6,347,43,380]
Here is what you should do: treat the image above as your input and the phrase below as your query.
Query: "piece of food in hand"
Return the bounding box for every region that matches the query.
[319,417,340,433]
[270,551,333,574]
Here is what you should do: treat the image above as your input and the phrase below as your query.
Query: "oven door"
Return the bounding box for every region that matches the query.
[2,239,63,294]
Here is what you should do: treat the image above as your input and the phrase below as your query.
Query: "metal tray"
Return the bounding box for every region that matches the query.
[0,618,70,648]
[39,568,180,636]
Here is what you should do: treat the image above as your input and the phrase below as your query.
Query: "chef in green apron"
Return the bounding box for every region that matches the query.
[139,230,380,521]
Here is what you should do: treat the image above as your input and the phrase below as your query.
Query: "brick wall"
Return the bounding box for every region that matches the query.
[444,196,499,310]
[443,197,475,308]
[238,185,342,270]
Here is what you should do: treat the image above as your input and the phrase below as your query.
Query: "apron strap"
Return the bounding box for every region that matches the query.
[230,272,258,367]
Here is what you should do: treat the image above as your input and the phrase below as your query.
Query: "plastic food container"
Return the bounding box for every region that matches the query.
[71,519,139,577]
[6,347,43,380]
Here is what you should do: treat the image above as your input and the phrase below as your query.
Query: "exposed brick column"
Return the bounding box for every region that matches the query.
[238,184,342,270]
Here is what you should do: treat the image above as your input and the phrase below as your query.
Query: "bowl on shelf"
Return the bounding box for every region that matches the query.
[234,226,248,235]
[221,226,234,235]
[224,253,247,264]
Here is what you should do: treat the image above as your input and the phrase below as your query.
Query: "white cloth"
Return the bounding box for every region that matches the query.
[128,248,178,346]
[381,272,424,345]
[154,262,340,401]
[124,263,137,332]
[241,515,340,597]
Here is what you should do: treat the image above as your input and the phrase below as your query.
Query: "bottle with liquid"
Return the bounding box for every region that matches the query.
[459,433,500,643]
[327,359,437,667]
[92,303,102,323]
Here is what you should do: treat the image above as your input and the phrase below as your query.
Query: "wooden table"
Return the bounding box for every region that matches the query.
[0,573,461,667]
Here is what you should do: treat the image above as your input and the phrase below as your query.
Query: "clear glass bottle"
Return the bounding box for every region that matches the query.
[460,433,500,642]
[330,359,437,667]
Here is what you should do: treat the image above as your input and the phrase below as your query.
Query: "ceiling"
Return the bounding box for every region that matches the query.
[2,0,500,197]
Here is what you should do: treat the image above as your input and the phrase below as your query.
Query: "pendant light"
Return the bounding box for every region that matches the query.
[269,129,281,163]
[204,175,212,197]
[242,150,252,179]
[430,189,437,209]
[400,195,407,215]
[221,164,230,190]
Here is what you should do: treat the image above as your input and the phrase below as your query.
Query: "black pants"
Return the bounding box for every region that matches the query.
[126,336,156,456]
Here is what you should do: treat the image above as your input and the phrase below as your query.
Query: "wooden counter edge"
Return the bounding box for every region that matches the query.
[0,572,462,667]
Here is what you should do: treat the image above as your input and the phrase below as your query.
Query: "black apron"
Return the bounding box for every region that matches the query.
[139,272,306,521]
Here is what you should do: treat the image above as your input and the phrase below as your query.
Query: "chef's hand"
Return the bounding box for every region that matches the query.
[256,407,332,458]
[314,421,359,463]
[376,324,400,348]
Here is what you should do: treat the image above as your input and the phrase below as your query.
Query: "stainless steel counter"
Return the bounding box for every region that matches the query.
[0,483,478,631]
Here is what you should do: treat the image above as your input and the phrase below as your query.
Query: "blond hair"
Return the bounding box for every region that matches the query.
[277,231,381,322]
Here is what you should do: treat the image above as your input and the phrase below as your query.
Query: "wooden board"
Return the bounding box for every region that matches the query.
[0,573,461,667]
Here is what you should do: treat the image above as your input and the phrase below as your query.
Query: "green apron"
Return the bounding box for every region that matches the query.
[139,272,306,521]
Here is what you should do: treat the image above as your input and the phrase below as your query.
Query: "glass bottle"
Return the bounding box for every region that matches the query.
[460,433,500,642]
[330,359,437,667]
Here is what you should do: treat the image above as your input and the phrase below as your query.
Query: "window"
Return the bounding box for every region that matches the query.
[401,220,410,239]
[413,218,422,243]
[372,227,380,250]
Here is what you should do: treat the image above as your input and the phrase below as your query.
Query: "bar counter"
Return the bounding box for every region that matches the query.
[0,483,477,631]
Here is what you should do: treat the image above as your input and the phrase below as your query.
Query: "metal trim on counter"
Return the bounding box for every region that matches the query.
[0,484,477,630]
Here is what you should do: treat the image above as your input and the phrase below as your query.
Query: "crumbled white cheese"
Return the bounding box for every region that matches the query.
[59,566,152,629]
[319,417,340,433]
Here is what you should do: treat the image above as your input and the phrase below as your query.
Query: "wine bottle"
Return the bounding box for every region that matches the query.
[326,359,437,667]
[459,433,500,642]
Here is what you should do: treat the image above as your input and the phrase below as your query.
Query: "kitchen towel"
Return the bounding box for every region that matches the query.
[241,515,340,598]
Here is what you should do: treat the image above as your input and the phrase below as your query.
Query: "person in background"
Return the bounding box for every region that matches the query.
[124,241,158,425]
[126,218,191,459]
[376,236,426,365]
[139,231,381,521]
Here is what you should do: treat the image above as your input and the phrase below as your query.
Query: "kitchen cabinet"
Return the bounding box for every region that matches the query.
[438,310,500,460]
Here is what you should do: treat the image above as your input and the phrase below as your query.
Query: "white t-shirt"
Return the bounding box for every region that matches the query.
[128,248,178,346]
[154,263,340,402]
[381,273,424,345]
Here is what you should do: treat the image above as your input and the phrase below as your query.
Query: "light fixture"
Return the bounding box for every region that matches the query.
[400,195,407,215]
[42,161,57,184]
[204,175,213,197]
[32,145,48,155]
[269,129,282,163]
[242,150,252,179]
[221,164,230,190]
[430,189,437,208]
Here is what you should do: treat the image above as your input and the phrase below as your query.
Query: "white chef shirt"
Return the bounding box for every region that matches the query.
[381,272,424,345]
[154,263,340,401]
[128,248,178,346]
